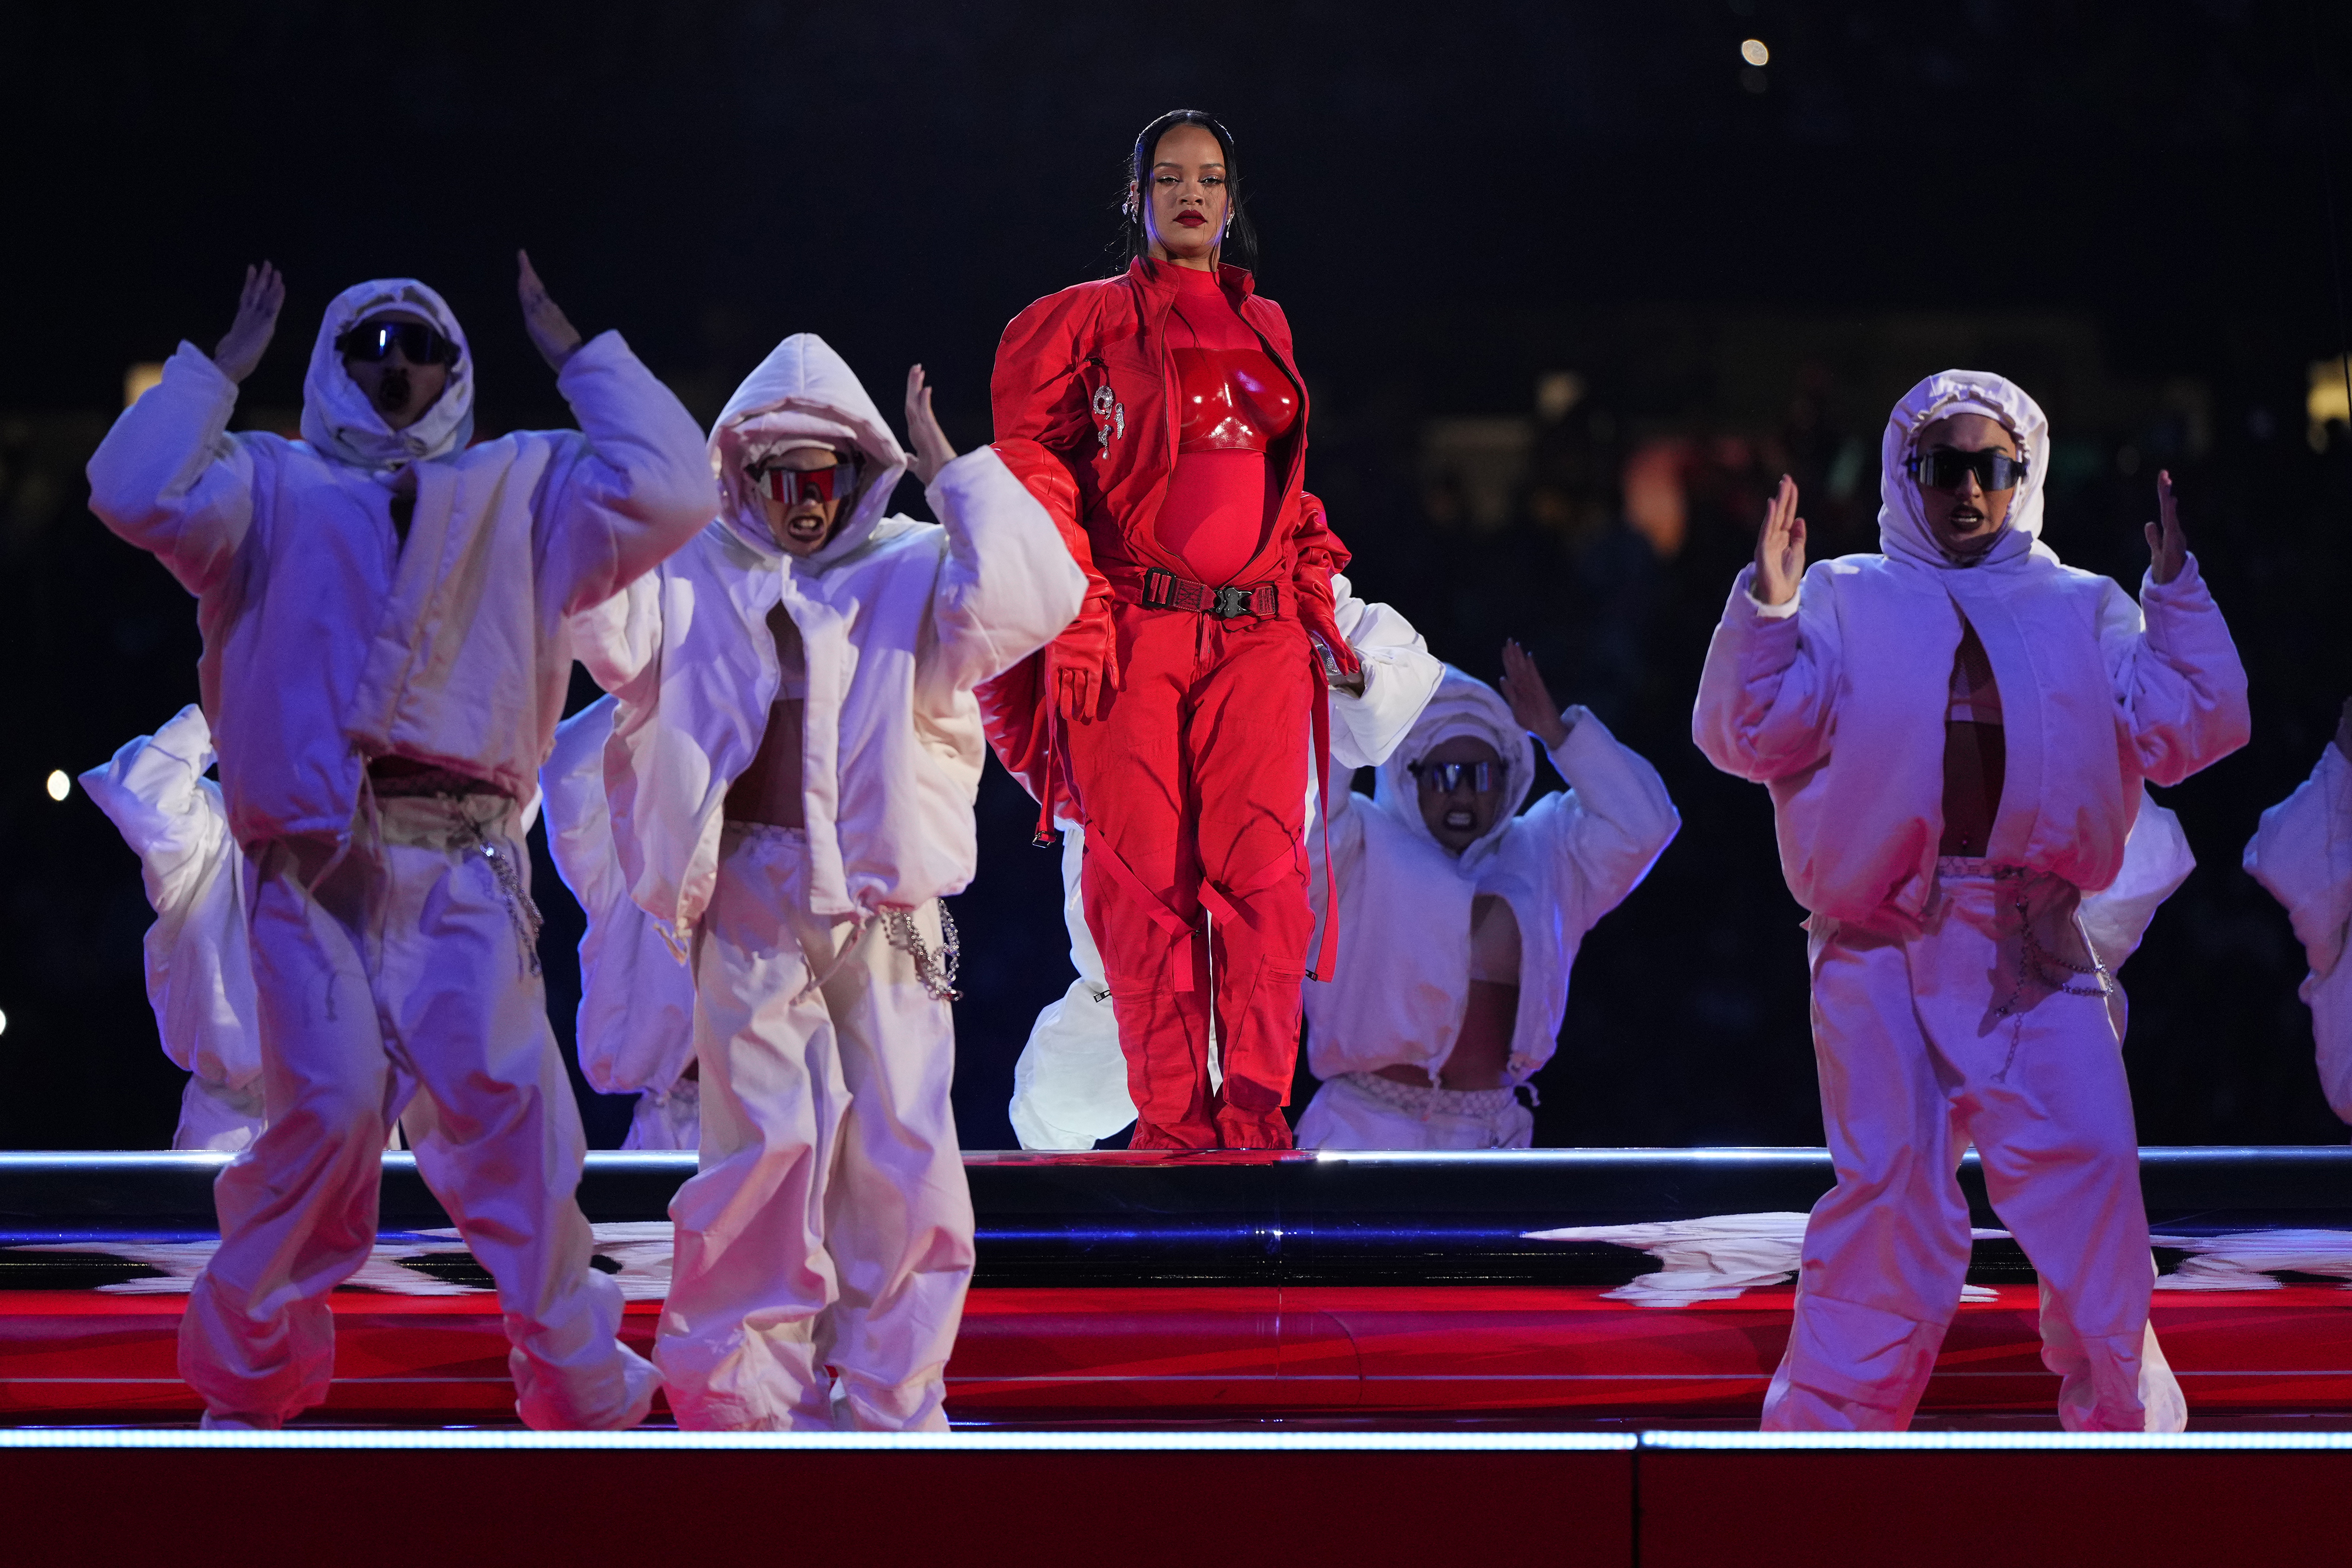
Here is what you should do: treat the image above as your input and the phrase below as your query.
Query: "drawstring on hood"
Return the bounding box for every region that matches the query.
[1877,368,2057,573]
[1373,666,1538,872]
[709,333,911,569]
[300,278,475,471]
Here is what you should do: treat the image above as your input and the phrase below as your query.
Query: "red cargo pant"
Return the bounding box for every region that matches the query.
[1062,602,1315,1149]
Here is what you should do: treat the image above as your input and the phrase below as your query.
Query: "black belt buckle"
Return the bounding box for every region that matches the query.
[1210,584,1253,619]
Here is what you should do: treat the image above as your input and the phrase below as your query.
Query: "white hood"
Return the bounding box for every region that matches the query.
[299,278,475,470]
[1877,368,2054,572]
[708,332,911,568]
[1371,666,1537,871]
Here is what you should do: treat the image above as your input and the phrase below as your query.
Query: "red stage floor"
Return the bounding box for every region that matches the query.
[7,1281,2349,1425]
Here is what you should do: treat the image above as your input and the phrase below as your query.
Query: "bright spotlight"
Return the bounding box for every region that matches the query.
[44,770,69,802]
[0,1010,9,1037]
[1740,39,1770,66]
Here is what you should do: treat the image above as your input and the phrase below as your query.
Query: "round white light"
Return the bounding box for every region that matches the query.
[44,770,69,802]
[1741,38,1770,66]
[0,1009,10,1037]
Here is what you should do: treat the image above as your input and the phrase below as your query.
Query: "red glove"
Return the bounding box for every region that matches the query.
[1289,490,1358,678]
[1047,605,1121,721]
[992,437,1122,722]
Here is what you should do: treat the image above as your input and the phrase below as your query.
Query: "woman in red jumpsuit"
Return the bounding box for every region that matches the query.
[984,109,1356,1150]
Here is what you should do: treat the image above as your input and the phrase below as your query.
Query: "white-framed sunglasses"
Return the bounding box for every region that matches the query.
[1410,759,1501,793]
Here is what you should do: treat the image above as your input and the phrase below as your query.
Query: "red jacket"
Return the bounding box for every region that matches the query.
[981,259,1353,813]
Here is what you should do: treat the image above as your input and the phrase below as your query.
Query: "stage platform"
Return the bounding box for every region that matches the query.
[5,1428,2351,1568]
[2,1147,2347,1426]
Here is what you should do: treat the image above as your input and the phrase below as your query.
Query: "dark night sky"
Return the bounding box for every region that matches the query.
[9,3,2347,417]
[4,1,2350,1149]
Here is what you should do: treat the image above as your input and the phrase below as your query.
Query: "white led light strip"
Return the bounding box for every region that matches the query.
[1642,1429,2352,1451]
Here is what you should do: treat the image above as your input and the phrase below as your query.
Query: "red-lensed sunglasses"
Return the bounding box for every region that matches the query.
[755,457,861,507]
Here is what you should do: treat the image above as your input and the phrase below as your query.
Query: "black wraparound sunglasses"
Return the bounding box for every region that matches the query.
[1906,446,2028,493]
[335,320,461,366]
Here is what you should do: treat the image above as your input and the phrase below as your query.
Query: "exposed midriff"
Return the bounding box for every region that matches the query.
[1378,893,1521,1091]
[1939,618,2006,858]
[723,603,810,829]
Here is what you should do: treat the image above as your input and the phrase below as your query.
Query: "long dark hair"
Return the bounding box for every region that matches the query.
[1117,108,1259,275]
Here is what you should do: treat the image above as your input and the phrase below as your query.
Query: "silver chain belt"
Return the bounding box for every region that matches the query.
[450,811,543,978]
[883,904,961,1001]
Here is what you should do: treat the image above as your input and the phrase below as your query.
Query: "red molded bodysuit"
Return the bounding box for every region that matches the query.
[983,258,1353,1150]
[1157,262,1299,584]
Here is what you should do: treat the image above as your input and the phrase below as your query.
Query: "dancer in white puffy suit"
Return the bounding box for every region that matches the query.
[1007,581,1443,1149]
[1298,649,1679,1149]
[578,334,1082,1431]
[79,706,264,1151]
[2244,698,2352,1127]
[540,698,700,1150]
[85,257,715,1431]
[1694,369,2250,1432]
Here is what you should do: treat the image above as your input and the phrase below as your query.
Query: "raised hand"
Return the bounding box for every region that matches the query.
[2145,469,2188,586]
[1753,474,1806,607]
[1500,639,1572,750]
[517,249,584,371]
[905,364,959,486]
[212,262,286,383]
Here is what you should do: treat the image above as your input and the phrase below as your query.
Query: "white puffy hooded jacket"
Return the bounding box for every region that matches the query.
[78,706,260,1108]
[1693,369,2249,933]
[2243,743,2352,1123]
[580,334,1085,935]
[1305,668,1680,1085]
[541,697,696,1104]
[86,279,716,848]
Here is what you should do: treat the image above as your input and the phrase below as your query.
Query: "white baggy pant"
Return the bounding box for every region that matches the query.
[176,1075,268,1153]
[179,794,654,1430]
[1007,821,1137,1150]
[1765,862,2183,1433]
[1296,1070,1535,1150]
[624,1078,701,1151]
[654,824,975,1432]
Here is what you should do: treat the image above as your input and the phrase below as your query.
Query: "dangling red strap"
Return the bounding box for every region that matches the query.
[1032,698,1059,846]
[1082,824,1200,993]
[1309,661,1339,982]
[1200,838,1308,932]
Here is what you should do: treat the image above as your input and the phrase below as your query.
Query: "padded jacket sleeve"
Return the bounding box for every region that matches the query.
[2245,741,2352,978]
[85,343,256,597]
[1328,577,1442,770]
[1532,707,1682,938]
[1692,563,1842,784]
[2100,554,2252,788]
[534,331,720,616]
[990,289,1104,456]
[925,445,1089,695]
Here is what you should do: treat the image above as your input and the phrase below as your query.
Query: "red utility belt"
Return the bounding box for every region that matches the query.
[1131,569,1288,620]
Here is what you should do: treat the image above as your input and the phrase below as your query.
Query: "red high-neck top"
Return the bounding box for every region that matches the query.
[1156,262,1300,585]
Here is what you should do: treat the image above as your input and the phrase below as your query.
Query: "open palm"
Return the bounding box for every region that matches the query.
[212,262,285,383]
[1753,475,1806,607]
